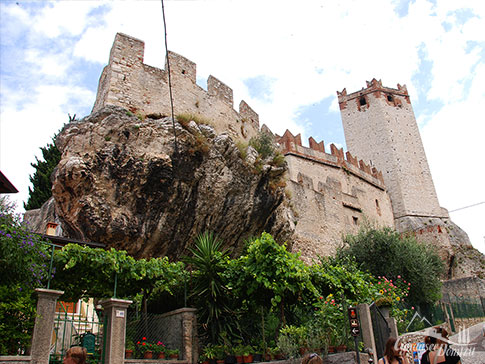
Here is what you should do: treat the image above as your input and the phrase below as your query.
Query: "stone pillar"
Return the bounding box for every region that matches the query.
[357,304,377,364]
[100,298,132,364]
[181,308,197,364]
[30,288,64,364]
[386,317,398,339]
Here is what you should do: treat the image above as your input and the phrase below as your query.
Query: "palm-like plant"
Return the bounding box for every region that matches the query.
[185,231,231,343]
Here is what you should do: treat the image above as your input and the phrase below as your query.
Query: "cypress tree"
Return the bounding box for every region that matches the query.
[24,138,61,210]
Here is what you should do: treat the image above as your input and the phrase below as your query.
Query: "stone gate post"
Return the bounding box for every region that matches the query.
[100,298,132,364]
[30,288,64,364]
[357,303,378,364]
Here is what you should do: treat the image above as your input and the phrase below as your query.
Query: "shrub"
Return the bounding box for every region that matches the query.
[338,224,444,306]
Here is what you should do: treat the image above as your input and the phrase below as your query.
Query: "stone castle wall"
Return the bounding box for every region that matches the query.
[276,130,395,258]
[93,33,260,142]
[338,79,448,221]
[86,33,480,266]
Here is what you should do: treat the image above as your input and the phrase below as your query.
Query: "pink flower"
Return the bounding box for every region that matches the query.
[397,275,401,279]
[412,306,415,310]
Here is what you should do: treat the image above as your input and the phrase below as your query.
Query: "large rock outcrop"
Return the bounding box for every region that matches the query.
[46,106,293,258]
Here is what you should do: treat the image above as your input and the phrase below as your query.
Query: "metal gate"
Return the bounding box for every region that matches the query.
[49,301,107,364]
[369,303,391,359]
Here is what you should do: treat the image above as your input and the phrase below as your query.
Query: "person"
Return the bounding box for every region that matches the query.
[301,352,323,364]
[63,346,87,364]
[378,337,410,364]
[420,326,461,364]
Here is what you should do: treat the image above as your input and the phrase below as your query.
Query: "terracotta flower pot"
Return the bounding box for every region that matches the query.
[125,349,134,359]
[327,346,335,354]
[158,352,166,359]
[236,356,244,364]
[243,354,253,363]
[264,354,272,362]
[170,354,180,360]
[336,345,346,353]
[144,351,154,359]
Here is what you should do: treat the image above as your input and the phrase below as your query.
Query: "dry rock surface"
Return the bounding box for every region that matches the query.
[40,106,293,258]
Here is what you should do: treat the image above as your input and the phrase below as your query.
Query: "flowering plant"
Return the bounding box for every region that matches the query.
[374,275,410,306]
[136,337,155,354]
[153,341,166,354]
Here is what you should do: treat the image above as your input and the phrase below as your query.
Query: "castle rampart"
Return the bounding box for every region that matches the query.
[276,130,385,188]
[276,130,395,259]
[93,33,260,141]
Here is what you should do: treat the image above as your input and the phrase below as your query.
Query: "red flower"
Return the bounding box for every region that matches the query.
[137,341,141,344]
[142,342,146,346]
[143,337,147,340]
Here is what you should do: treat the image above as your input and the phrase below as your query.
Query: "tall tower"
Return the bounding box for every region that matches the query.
[337,79,449,228]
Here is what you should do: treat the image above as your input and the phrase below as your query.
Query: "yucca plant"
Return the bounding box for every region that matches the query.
[185,231,231,344]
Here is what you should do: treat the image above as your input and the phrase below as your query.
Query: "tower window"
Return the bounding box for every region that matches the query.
[387,94,394,102]
[359,97,367,106]
[352,216,359,225]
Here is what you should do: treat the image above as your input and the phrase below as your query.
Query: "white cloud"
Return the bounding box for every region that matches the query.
[1,0,484,254]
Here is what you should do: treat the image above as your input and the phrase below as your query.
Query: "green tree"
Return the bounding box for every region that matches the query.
[338,224,444,306]
[0,198,51,355]
[230,232,315,327]
[24,137,61,210]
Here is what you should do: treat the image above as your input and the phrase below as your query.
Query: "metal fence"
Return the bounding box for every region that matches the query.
[49,301,106,364]
[400,297,484,334]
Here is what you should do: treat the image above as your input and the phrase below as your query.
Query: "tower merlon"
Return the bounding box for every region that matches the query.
[337,78,411,110]
[208,75,234,107]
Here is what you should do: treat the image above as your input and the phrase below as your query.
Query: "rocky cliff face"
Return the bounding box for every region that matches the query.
[45,106,293,258]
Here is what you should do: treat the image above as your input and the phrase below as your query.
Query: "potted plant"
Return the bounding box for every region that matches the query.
[203,344,217,364]
[252,342,263,362]
[234,344,245,364]
[125,340,135,359]
[375,296,393,318]
[137,337,154,359]
[167,348,180,360]
[242,345,253,363]
[214,345,225,364]
[224,345,237,364]
[200,354,209,364]
[154,341,166,359]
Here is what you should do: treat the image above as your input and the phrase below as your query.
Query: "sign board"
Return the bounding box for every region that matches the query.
[116,309,125,318]
[348,307,360,337]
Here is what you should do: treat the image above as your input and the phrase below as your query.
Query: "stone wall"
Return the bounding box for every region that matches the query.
[338,79,447,221]
[442,277,485,302]
[93,33,260,142]
[0,357,31,364]
[135,308,197,364]
[276,130,394,258]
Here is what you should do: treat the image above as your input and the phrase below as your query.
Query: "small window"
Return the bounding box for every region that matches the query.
[352,216,359,225]
[359,97,367,106]
[387,95,394,102]
[181,70,186,74]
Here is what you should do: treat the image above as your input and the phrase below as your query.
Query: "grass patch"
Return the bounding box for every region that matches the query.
[176,113,211,127]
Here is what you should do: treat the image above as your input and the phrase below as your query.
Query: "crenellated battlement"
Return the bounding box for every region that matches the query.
[337,78,411,110]
[93,33,260,140]
[275,129,385,187]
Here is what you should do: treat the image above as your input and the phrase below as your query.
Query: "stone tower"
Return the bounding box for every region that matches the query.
[337,79,449,230]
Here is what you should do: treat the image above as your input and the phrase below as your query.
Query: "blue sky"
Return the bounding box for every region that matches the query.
[0,0,484,253]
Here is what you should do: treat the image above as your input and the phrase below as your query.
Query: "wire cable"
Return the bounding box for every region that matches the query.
[161,0,178,156]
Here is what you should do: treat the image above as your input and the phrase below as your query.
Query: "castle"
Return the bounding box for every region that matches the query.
[92,33,477,276]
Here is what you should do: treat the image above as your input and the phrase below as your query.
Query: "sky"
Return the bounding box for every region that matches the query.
[0,0,484,254]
